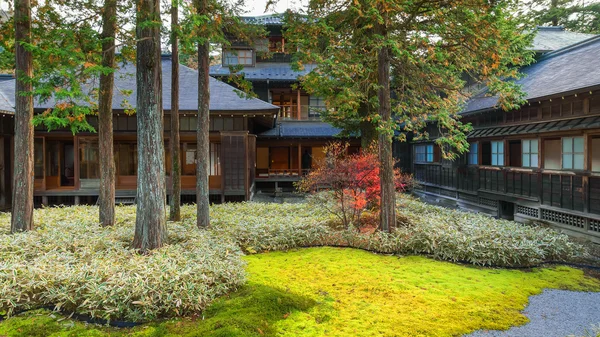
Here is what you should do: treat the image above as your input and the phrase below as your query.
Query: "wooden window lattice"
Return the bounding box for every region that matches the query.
[541,209,585,229]
[516,205,539,218]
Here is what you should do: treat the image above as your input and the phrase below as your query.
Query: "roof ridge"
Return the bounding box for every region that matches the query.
[537,35,600,61]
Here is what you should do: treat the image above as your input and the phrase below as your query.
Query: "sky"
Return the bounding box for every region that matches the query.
[243,0,307,16]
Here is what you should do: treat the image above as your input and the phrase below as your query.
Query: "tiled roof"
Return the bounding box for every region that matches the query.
[531,26,596,53]
[463,36,600,114]
[468,115,600,138]
[241,14,284,26]
[0,57,280,113]
[0,82,13,114]
[210,62,316,81]
[259,120,343,138]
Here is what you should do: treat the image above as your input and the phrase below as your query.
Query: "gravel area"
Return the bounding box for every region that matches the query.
[466,289,600,337]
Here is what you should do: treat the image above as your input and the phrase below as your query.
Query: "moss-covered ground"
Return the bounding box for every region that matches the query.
[1,247,599,337]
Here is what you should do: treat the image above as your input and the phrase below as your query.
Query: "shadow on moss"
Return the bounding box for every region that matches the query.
[0,284,316,337]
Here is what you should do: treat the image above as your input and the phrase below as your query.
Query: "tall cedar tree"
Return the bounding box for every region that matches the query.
[0,0,136,228]
[99,0,118,226]
[286,0,534,232]
[178,0,266,228]
[132,0,167,251]
[170,0,182,221]
[11,0,34,232]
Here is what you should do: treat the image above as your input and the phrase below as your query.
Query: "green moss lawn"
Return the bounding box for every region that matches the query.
[1,247,598,337]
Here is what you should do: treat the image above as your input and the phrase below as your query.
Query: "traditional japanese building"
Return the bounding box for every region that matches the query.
[411,33,600,243]
[0,56,280,207]
[210,14,360,192]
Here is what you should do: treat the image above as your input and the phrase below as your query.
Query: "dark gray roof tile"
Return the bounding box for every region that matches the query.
[259,120,343,138]
[464,36,600,114]
[0,57,280,113]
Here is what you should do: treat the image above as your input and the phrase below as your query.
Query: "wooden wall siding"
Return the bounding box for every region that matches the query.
[470,92,600,128]
[457,167,478,192]
[590,177,600,215]
[541,174,585,212]
[414,164,456,189]
[221,133,247,192]
[505,171,538,198]
[479,169,505,193]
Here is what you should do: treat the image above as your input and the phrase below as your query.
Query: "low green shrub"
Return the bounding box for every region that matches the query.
[202,195,585,267]
[0,195,586,323]
[0,207,246,322]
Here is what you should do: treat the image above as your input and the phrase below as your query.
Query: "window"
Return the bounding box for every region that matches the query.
[562,136,584,170]
[468,142,478,165]
[224,49,253,66]
[34,138,44,179]
[522,139,539,168]
[593,137,600,172]
[268,36,285,53]
[491,141,504,166]
[309,96,326,117]
[79,139,99,179]
[415,144,434,163]
[117,143,138,176]
[210,143,221,176]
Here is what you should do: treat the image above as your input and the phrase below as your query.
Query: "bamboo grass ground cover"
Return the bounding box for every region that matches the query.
[1,247,599,336]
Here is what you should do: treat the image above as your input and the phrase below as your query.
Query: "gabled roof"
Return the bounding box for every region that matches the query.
[241,14,284,26]
[259,120,343,138]
[463,36,600,115]
[531,26,596,53]
[0,57,280,113]
[210,62,316,82]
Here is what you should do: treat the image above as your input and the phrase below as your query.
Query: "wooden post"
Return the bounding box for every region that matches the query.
[297,89,301,120]
[298,144,302,176]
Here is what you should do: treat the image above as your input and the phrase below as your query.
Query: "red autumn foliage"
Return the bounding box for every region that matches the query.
[297,142,414,229]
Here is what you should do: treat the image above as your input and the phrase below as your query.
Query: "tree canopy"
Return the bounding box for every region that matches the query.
[286,0,535,158]
[517,0,600,34]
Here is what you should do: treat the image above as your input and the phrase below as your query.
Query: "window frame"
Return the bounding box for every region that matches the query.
[522,139,539,168]
[467,142,478,165]
[223,49,254,66]
[562,136,585,170]
[490,140,504,166]
[415,144,435,163]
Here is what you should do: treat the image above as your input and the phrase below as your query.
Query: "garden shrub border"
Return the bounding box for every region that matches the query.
[0,195,592,323]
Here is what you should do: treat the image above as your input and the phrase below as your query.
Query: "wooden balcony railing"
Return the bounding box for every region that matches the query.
[414,163,600,216]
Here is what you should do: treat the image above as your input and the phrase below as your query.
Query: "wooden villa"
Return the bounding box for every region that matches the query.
[411,32,600,243]
[0,56,280,207]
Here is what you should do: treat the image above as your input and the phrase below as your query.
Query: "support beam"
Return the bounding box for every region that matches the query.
[297,90,301,120]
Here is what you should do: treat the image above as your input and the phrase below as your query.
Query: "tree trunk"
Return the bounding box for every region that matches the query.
[98,0,117,227]
[377,44,396,233]
[196,39,210,228]
[169,0,181,221]
[11,0,34,233]
[359,102,377,148]
[133,0,167,252]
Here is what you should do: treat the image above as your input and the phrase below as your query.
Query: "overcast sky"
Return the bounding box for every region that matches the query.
[243,0,307,16]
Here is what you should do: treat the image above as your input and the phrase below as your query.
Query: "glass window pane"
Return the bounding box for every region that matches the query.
[523,155,530,167]
[498,141,504,153]
[491,141,497,153]
[563,137,572,153]
[523,140,530,153]
[574,137,584,152]
[427,153,433,162]
[531,140,539,154]
[492,154,498,166]
[563,154,573,169]
[531,154,538,167]
[574,154,584,170]
[498,156,504,166]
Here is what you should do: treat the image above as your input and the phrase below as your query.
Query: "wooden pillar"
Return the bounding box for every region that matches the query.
[297,89,301,120]
[74,195,80,205]
[298,144,302,176]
